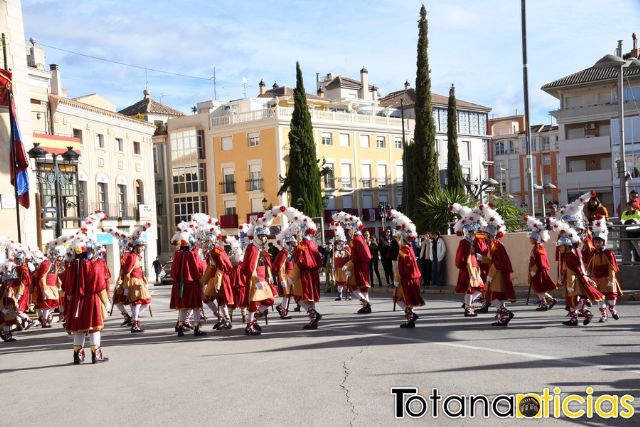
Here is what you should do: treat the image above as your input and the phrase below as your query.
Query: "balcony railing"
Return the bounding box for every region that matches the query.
[219,180,236,194]
[376,177,388,187]
[246,178,263,192]
[361,178,372,189]
[323,176,336,189]
[219,214,239,228]
[87,202,137,220]
[339,177,354,189]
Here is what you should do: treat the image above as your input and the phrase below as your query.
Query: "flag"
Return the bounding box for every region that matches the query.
[0,69,30,209]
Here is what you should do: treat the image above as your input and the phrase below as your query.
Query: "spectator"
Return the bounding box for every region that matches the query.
[419,233,432,286]
[430,232,447,287]
[379,228,394,286]
[366,233,382,287]
[617,190,640,216]
[267,242,279,262]
[585,195,609,223]
[152,257,162,283]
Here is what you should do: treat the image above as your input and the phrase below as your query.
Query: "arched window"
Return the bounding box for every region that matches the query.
[135,179,144,205]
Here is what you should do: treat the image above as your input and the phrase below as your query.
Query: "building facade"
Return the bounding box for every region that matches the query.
[541,37,640,215]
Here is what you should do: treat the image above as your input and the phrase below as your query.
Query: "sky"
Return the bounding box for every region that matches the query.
[20,0,640,125]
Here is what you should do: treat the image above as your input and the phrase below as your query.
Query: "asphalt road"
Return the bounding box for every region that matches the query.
[1,285,638,426]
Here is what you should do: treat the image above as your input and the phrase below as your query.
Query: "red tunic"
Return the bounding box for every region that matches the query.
[170,249,205,309]
[454,239,485,294]
[242,244,277,306]
[586,248,622,298]
[562,250,605,302]
[121,252,151,305]
[15,265,31,313]
[529,244,557,293]
[485,240,516,302]
[396,245,425,307]
[229,263,247,309]
[349,234,372,291]
[212,246,234,305]
[63,258,108,333]
[33,260,61,310]
[272,249,288,295]
[581,234,595,263]
[294,238,322,302]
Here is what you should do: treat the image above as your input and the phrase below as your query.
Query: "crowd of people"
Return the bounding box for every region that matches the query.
[0,188,629,363]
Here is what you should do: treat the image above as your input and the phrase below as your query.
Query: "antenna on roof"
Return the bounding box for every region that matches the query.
[145,67,149,91]
[213,66,217,100]
[242,77,248,98]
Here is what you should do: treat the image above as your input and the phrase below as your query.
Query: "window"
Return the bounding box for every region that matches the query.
[221,168,235,193]
[542,136,550,151]
[135,180,144,205]
[172,165,205,194]
[153,146,159,174]
[224,200,236,215]
[251,198,263,213]
[115,138,124,152]
[361,164,372,188]
[97,182,108,212]
[494,141,505,156]
[543,156,551,165]
[459,140,470,161]
[170,129,200,161]
[394,138,402,149]
[340,163,352,188]
[377,164,387,187]
[340,133,349,147]
[362,194,373,209]
[248,132,260,147]
[321,132,332,146]
[247,164,262,191]
[360,134,370,148]
[395,164,404,183]
[73,128,83,143]
[95,133,104,149]
[376,136,385,149]
[133,141,141,155]
[222,136,232,151]
[197,130,205,159]
[117,184,127,217]
[174,196,207,224]
[324,162,335,188]
[342,195,353,209]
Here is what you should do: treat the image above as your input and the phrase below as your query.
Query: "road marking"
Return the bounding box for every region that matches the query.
[321,324,640,376]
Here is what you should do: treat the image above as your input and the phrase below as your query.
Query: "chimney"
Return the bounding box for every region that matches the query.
[617,40,623,57]
[317,87,325,98]
[624,32,640,59]
[143,89,150,99]
[404,80,410,90]
[360,66,369,101]
[50,64,62,96]
[259,79,266,95]
[272,81,278,89]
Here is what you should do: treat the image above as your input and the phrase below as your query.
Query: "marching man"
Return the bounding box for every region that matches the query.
[120,237,152,333]
[481,206,516,327]
[587,215,623,322]
[332,212,373,314]
[451,204,486,317]
[61,211,111,364]
[331,223,351,301]
[388,210,424,328]
[170,223,207,337]
[272,228,297,320]
[525,215,558,311]
[33,247,63,328]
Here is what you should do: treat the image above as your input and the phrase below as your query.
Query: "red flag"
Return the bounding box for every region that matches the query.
[1,69,30,209]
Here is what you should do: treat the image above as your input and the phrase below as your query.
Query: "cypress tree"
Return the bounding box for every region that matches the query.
[278,62,323,217]
[413,4,439,220]
[447,84,465,193]
[401,141,415,212]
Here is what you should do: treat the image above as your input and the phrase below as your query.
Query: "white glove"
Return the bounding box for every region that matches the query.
[105,301,112,315]
[567,287,575,293]
[281,280,287,289]
[470,275,477,281]
[341,265,349,273]
[268,277,274,285]
[393,281,399,288]
[123,288,129,297]
[255,282,263,290]
[476,254,483,261]
[43,290,52,299]
[608,281,615,288]
[486,276,493,284]
[215,284,221,293]
[530,271,536,278]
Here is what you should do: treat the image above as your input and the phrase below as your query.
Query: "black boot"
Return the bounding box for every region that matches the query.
[563,312,578,326]
[194,324,207,336]
[400,309,418,328]
[245,321,261,336]
[177,323,185,337]
[91,347,109,364]
[276,304,291,319]
[73,347,84,364]
[120,312,132,327]
[304,309,322,329]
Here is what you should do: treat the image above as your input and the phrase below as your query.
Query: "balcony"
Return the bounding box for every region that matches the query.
[219,214,239,228]
[564,169,612,190]
[246,178,263,192]
[560,136,610,156]
[219,180,236,194]
[360,178,373,189]
[375,177,388,187]
[88,202,137,220]
[323,176,336,190]
[339,177,354,189]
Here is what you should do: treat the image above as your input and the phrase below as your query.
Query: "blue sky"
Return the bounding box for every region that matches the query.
[21,0,640,124]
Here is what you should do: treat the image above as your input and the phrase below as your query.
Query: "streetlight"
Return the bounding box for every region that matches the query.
[499,167,508,196]
[533,182,556,218]
[593,50,640,217]
[28,143,80,237]
[378,201,389,238]
[465,178,499,203]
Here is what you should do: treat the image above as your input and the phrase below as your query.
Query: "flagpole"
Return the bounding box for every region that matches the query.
[2,33,22,243]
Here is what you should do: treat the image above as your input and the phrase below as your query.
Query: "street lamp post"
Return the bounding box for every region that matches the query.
[28,143,80,238]
[465,178,499,203]
[533,182,556,218]
[378,201,389,239]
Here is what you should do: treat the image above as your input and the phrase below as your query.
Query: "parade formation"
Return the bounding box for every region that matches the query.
[0,192,626,364]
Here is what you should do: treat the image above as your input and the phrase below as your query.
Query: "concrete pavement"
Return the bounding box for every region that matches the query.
[1,285,639,426]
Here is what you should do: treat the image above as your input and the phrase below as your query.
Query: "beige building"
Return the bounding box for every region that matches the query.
[25,50,158,277]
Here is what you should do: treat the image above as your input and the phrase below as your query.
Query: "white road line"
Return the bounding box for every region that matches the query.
[321,325,640,376]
